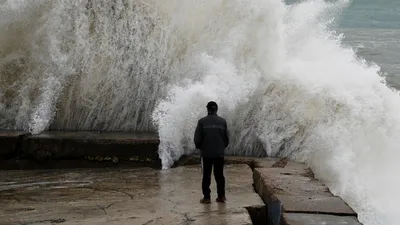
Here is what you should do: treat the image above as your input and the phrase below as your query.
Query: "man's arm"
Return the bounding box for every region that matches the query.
[194,120,203,149]
[223,121,229,148]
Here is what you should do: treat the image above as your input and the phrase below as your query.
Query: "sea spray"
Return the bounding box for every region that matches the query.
[152,0,400,224]
[0,0,175,132]
[1,0,400,224]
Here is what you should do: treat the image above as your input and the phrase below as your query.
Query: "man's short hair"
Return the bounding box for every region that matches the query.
[206,101,218,111]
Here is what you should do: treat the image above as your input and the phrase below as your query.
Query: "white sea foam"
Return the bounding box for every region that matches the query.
[1,0,399,224]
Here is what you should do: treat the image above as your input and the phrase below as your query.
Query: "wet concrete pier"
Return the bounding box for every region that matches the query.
[0,164,261,225]
[0,132,363,224]
[178,156,363,225]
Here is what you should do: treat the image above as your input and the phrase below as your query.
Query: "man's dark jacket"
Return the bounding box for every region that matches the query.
[194,113,229,158]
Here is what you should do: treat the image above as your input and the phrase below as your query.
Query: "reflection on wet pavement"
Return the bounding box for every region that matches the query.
[0,164,262,225]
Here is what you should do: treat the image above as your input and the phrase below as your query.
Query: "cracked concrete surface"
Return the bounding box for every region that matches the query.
[0,164,262,225]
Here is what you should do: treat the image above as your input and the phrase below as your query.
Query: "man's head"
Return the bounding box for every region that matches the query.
[206,101,218,113]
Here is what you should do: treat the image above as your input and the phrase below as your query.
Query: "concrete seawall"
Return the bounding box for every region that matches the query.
[253,158,361,224]
[0,131,160,169]
[178,156,363,225]
[0,131,363,224]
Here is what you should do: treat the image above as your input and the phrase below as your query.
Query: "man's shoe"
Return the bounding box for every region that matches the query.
[200,198,211,204]
[216,196,226,203]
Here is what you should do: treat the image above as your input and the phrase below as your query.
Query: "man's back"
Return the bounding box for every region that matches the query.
[194,101,229,204]
[194,113,229,158]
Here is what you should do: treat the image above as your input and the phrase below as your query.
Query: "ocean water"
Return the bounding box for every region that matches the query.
[338,0,400,88]
[0,0,400,224]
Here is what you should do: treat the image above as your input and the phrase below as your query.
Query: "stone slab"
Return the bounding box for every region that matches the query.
[0,164,261,225]
[253,164,356,216]
[0,131,29,157]
[276,195,356,215]
[22,131,159,162]
[283,213,362,225]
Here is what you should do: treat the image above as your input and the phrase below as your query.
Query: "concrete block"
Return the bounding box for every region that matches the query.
[283,213,362,225]
[0,131,29,157]
[22,132,159,161]
[253,166,356,216]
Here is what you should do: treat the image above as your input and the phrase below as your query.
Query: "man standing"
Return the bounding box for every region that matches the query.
[194,101,229,204]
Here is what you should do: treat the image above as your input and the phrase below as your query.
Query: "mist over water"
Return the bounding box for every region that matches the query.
[1,0,400,224]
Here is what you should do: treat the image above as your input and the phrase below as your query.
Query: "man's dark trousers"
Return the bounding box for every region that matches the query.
[202,157,225,199]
